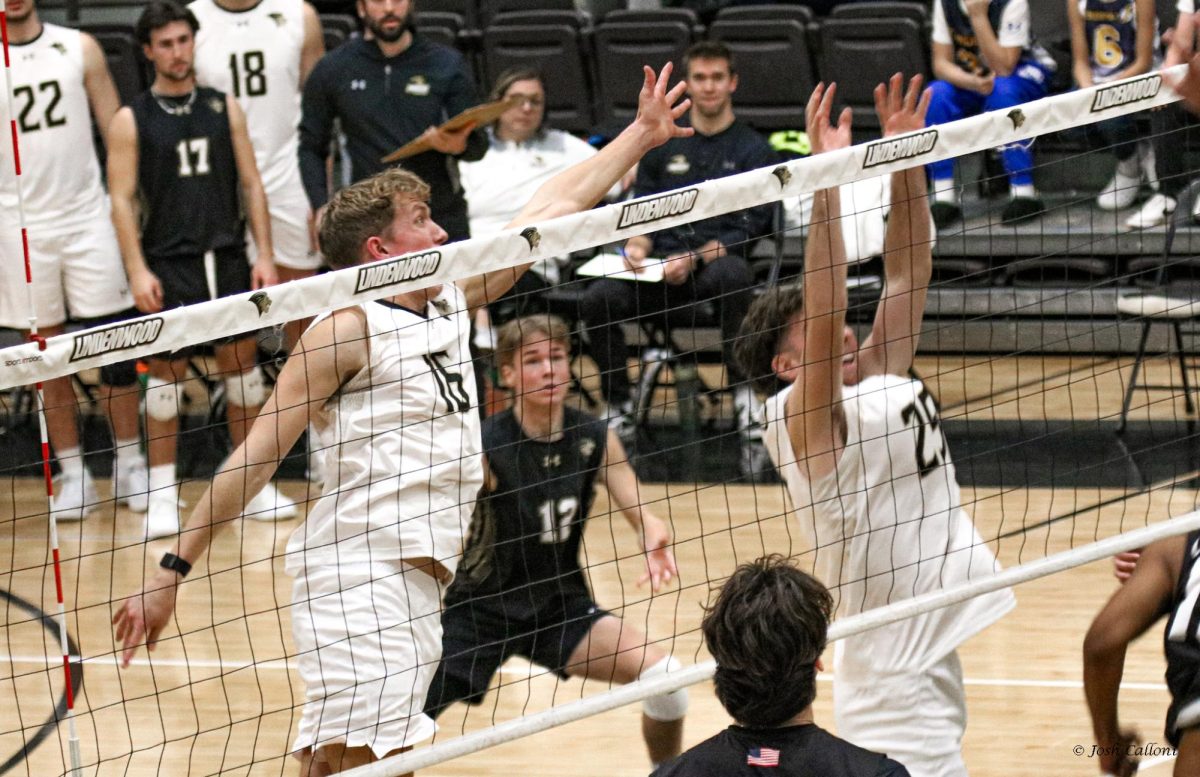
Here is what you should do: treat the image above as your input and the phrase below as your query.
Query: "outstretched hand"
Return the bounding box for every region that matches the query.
[805,82,852,154]
[632,63,694,149]
[112,572,179,668]
[1167,12,1200,109]
[638,515,678,592]
[874,73,931,138]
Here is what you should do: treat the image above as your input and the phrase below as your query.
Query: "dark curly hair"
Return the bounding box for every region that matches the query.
[733,285,805,397]
[702,555,833,728]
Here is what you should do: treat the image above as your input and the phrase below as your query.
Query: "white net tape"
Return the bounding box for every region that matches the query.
[0,65,1185,388]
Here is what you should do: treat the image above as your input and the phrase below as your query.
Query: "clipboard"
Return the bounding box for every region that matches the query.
[576,253,666,283]
[380,96,521,163]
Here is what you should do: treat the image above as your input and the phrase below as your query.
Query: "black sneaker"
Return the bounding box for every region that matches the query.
[930,201,962,230]
[1000,196,1044,225]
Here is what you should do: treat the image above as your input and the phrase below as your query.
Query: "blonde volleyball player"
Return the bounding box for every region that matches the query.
[190,0,325,349]
[734,74,1014,777]
[113,63,693,775]
[424,314,684,768]
[0,0,148,521]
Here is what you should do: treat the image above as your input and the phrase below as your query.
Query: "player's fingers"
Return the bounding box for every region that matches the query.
[906,74,924,110]
[805,82,825,125]
[838,106,853,134]
[642,65,655,98]
[872,82,888,122]
[915,86,932,122]
[657,61,674,96]
[888,72,902,114]
[671,97,692,120]
[666,78,689,107]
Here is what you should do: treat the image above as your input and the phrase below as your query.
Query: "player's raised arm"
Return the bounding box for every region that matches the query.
[780,83,851,482]
[856,74,933,380]
[112,309,368,667]
[1083,536,1180,776]
[597,429,677,591]
[458,63,693,311]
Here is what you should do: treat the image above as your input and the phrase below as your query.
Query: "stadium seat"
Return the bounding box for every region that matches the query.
[489,9,591,29]
[593,20,694,129]
[481,0,578,28]
[819,17,928,135]
[707,18,815,132]
[74,1,145,26]
[482,23,595,133]
[422,0,481,31]
[319,14,358,51]
[827,1,927,26]
[80,23,148,106]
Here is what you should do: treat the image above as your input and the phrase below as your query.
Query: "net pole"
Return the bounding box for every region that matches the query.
[347,508,1200,777]
[0,4,84,775]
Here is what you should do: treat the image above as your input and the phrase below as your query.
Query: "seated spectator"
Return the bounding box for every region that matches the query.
[579,40,775,432]
[1068,0,1157,211]
[1127,0,1196,230]
[925,0,1057,228]
[651,555,910,777]
[460,67,622,325]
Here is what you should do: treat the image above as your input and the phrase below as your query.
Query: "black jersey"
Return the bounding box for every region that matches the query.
[130,86,243,259]
[448,407,608,618]
[652,724,910,777]
[1165,529,1200,746]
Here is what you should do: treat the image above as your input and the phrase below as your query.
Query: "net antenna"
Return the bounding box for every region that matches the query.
[0,1,85,775]
[344,509,1200,777]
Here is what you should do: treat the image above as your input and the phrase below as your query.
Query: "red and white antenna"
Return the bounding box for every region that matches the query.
[0,2,84,774]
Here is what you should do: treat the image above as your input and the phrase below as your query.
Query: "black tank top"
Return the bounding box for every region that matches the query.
[448,408,608,615]
[130,85,242,258]
[1165,529,1200,745]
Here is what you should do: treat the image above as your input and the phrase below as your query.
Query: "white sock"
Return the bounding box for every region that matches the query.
[1011,183,1036,200]
[114,437,143,473]
[932,181,958,204]
[56,446,85,480]
[149,464,176,494]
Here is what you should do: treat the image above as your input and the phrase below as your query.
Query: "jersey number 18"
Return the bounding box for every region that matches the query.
[228,51,268,97]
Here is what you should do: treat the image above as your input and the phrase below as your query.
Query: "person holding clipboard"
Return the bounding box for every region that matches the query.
[298,0,487,240]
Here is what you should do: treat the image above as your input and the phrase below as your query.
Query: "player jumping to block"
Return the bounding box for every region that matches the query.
[735,74,1015,777]
[423,314,685,768]
[113,62,693,776]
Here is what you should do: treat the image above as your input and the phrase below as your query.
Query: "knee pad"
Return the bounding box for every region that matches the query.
[144,377,181,422]
[640,655,688,722]
[224,365,267,408]
[100,359,137,388]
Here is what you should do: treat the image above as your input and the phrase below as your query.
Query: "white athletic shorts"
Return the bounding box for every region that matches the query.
[834,648,968,777]
[0,212,133,329]
[250,166,321,272]
[290,561,444,758]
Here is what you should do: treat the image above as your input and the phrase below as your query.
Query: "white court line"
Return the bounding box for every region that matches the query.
[0,653,1172,692]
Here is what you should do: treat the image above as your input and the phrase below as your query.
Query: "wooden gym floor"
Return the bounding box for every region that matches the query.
[2,352,1200,776]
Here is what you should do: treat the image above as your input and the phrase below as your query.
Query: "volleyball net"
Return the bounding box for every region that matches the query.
[3,66,1200,777]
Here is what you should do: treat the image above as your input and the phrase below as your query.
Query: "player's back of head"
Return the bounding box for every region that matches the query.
[701,554,832,727]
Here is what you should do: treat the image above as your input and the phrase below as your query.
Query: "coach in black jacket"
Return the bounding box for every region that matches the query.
[580,41,775,422]
[299,0,486,240]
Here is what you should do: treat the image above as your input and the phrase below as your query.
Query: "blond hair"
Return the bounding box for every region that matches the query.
[318,168,432,269]
[495,314,571,369]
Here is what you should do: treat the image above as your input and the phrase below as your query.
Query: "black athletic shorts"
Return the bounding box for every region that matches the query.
[146,245,255,353]
[423,585,610,719]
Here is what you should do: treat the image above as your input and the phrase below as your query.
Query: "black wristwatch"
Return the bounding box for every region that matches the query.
[159,552,192,578]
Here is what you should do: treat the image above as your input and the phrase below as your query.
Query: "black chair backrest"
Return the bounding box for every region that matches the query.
[80,23,147,105]
[715,4,813,26]
[602,7,701,28]
[593,20,694,127]
[828,1,927,25]
[417,10,465,35]
[481,0,578,28]
[489,9,591,28]
[483,24,594,132]
[819,17,928,132]
[708,18,814,132]
[320,14,358,51]
[422,0,481,30]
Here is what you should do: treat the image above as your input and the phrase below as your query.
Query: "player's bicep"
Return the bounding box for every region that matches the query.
[299,3,325,88]
[81,34,121,140]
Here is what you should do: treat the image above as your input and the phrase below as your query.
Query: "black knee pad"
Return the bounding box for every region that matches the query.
[100,359,138,387]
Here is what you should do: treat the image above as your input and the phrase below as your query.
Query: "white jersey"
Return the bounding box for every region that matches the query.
[190,0,305,193]
[764,374,1014,674]
[0,24,107,232]
[285,284,484,576]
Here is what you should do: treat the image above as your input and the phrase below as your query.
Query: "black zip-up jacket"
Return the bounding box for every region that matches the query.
[299,34,487,226]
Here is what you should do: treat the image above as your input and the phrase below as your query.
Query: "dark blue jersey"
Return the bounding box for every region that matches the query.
[1081,0,1141,82]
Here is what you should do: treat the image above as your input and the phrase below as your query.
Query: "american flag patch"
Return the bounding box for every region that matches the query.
[746,747,780,767]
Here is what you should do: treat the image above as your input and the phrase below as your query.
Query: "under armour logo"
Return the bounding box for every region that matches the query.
[350,80,367,90]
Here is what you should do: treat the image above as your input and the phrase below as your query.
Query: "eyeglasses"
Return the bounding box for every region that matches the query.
[507,94,545,108]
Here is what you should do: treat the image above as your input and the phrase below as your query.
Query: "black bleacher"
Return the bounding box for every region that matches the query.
[30,0,1200,316]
